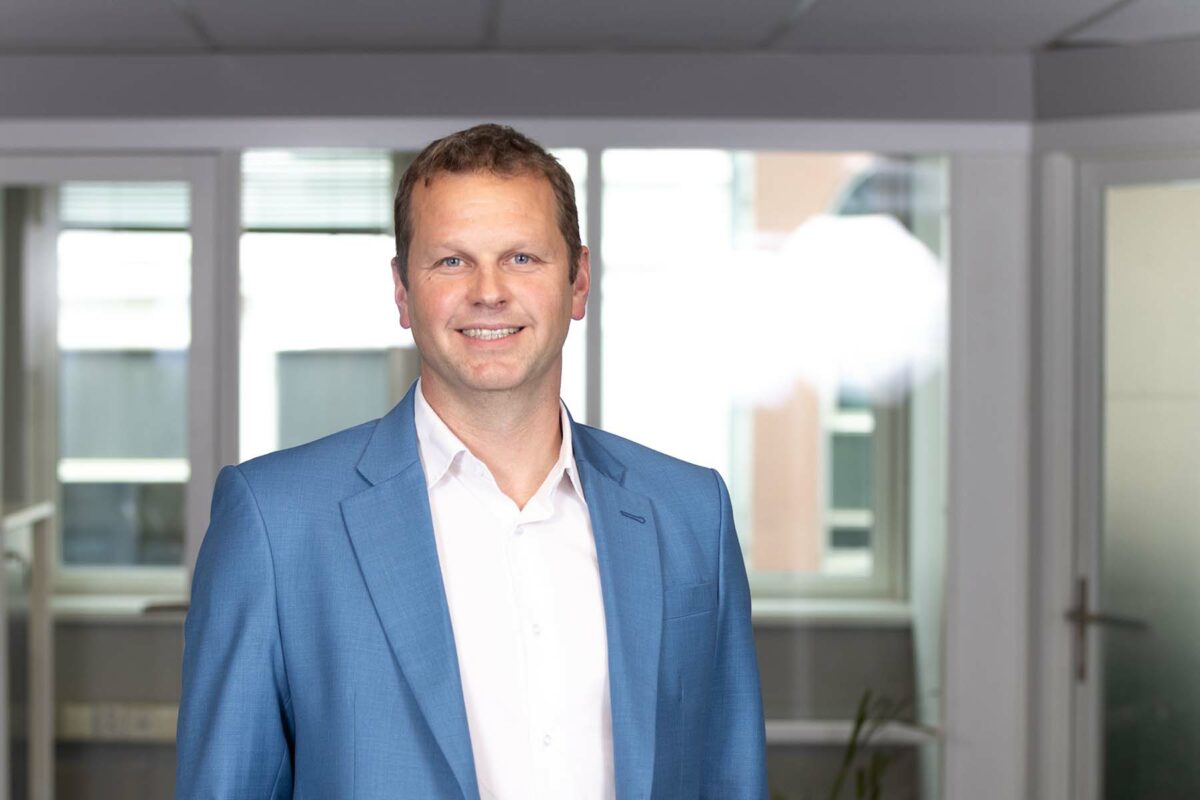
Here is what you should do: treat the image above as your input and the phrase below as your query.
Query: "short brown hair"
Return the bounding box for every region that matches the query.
[393,124,582,288]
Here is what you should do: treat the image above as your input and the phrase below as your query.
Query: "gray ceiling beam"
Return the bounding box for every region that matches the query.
[0,51,1034,121]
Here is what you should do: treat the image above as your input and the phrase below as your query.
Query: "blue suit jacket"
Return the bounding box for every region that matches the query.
[176,385,767,799]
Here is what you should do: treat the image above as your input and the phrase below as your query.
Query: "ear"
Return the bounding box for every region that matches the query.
[571,246,591,321]
[391,256,412,329]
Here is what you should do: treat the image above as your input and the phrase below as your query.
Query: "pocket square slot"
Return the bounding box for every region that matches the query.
[663,581,717,619]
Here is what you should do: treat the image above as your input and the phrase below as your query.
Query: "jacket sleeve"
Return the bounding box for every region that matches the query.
[700,469,768,799]
[176,465,295,799]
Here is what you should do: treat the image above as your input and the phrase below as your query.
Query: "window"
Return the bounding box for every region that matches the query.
[36,145,946,604]
[239,150,406,460]
[600,150,948,598]
[56,182,192,568]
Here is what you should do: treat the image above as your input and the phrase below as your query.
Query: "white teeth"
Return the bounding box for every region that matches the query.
[461,327,521,341]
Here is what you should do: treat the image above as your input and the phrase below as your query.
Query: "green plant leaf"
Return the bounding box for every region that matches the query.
[828,690,873,800]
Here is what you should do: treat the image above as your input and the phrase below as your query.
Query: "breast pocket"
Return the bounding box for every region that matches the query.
[663,581,717,620]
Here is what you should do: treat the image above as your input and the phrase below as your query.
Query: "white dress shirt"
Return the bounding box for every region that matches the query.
[413,383,615,800]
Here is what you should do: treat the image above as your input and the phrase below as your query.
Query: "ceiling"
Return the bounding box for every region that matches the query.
[1,0,1198,55]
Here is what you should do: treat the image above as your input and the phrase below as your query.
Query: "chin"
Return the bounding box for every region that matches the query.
[429,359,553,397]
[457,370,530,394]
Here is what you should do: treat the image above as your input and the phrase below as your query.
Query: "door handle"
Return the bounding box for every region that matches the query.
[1064,608,1149,631]
[1065,577,1150,682]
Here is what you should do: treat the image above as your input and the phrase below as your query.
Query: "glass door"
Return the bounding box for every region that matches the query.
[1074,157,1200,799]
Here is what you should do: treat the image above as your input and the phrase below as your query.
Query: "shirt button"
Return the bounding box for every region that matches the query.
[532,623,542,636]
[542,734,552,747]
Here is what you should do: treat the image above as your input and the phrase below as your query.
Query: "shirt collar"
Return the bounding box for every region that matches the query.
[413,379,584,500]
[413,380,466,487]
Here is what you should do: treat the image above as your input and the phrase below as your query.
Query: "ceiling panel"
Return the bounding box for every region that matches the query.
[0,0,1161,59]
[1064,0,1200,45]
[771,0,1113,52]
[189,0,489,50]
[0,0,205,52]
[495,0,799,50]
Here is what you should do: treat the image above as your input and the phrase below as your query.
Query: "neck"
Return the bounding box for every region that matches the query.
[419,376,564,510]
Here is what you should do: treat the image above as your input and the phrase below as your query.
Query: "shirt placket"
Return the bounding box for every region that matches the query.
[514,484,565,799]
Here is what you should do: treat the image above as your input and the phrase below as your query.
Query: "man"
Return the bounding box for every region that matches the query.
[176,124,766,799]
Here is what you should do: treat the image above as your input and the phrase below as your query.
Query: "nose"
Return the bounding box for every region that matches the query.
[469,262,507,308]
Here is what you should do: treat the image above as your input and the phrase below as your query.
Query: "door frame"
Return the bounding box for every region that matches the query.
[1033,148,1200,800]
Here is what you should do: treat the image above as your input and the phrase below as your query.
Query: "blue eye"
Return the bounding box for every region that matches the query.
[442,257,463,267]
[513,253,532,265]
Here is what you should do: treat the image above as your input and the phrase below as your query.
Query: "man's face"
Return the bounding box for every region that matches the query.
[393,170,589,403]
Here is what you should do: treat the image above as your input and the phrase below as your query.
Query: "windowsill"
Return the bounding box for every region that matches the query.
[751,598,912,627]
[765,718,939,746]
[55,564,187,596]
[51,594,187,624]
[47,596,912,626]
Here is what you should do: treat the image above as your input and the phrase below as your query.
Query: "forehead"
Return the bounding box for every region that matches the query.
[410,170,558,235]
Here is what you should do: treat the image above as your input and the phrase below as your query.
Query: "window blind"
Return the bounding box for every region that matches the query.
[60,182,190,230]
[242,150,397,232]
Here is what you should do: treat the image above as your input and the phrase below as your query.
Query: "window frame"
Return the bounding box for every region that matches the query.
[0,154,221,597]
[738,406,908,601]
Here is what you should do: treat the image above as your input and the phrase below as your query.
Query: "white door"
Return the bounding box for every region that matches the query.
[1071,155,1200,799]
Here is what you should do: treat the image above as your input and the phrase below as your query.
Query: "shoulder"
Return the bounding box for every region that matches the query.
[573,423,726,508]
[229,419,378,501]
[575,422,708,475]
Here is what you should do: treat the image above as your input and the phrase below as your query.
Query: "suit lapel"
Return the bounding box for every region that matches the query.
[574,424,664,800]
[341,388,479,800]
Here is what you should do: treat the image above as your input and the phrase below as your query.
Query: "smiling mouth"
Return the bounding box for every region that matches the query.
[459,327,524,341]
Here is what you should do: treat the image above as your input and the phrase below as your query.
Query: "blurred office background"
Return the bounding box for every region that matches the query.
[4,1,1200,798]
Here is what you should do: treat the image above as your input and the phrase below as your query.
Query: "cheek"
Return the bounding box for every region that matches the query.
[404,287,462,334]
[533,282,574,314]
